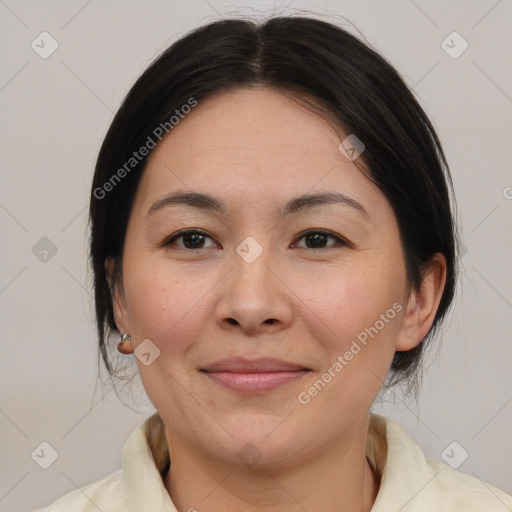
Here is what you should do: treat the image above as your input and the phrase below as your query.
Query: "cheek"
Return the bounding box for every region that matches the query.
[289,264,403,443]
[123,255,212,355]
[299,259,403,339]
[293,259,404,395]
[122,258,216,415]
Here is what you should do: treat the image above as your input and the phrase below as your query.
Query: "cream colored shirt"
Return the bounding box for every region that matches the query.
[33,412,512,511]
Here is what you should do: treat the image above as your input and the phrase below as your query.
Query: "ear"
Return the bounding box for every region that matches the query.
[105,257,133,354]
[395,253,447,351]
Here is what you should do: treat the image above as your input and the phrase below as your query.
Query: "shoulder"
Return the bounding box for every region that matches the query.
[426,458,512,511]
[31,469,127,511]
[371,414,512,511]
[31,412,173,511]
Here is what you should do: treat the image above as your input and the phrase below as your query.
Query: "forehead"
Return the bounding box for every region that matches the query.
[136,87,379,213]
[168,87,344,151]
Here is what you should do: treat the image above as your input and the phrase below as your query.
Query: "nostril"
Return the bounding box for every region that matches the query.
[227,318,239,325]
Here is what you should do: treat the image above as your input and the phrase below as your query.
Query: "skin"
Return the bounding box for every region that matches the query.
[109,87,446,512]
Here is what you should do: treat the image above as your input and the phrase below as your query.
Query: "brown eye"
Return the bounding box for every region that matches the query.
[164,229,217,250]
[292,230,347,249]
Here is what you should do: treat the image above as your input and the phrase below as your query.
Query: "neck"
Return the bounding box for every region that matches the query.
[163,416,380,512]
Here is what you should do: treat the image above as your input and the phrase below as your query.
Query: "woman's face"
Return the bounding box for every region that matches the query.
[113,87,421,467]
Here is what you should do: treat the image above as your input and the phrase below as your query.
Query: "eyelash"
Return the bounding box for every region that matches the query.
[162,228,350,251]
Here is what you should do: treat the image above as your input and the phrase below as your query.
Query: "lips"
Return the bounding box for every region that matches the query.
[200,357,309,373]
[200,357,311,393]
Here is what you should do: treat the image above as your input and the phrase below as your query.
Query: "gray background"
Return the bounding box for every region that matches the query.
[1,1,511,510]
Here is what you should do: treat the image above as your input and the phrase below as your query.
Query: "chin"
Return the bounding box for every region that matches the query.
[206,418,309,467]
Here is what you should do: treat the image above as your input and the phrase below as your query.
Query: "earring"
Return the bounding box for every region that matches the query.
[120,333,131,344]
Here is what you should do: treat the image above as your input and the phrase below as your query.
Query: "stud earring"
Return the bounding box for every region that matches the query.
[120,333,131,344]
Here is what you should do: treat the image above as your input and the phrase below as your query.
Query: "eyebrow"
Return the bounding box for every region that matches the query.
[146,190,368,219]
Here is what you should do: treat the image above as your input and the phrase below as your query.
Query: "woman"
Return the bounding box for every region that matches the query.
[33,15,511,512]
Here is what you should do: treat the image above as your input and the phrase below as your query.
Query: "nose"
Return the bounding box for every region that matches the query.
[214,251,294,335]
